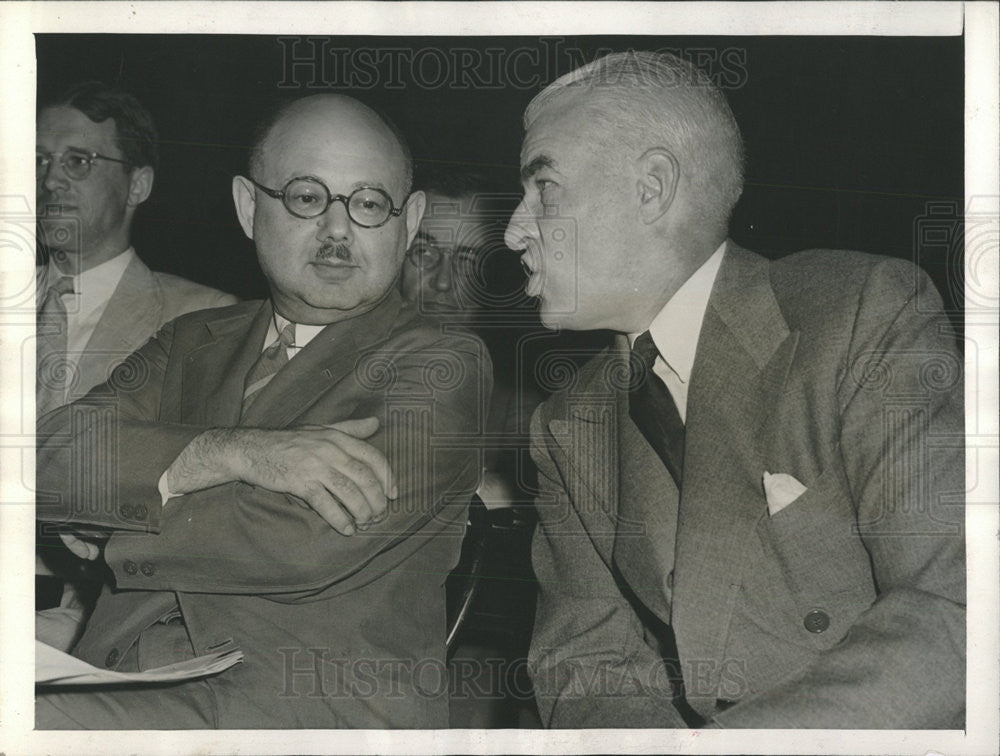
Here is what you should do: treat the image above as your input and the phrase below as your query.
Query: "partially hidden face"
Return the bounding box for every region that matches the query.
[36,106,139,266]
[400,191,492,322]
[505,93,652,333]
[234,97,424,325]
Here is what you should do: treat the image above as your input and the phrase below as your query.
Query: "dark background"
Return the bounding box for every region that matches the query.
[36,33,964,323]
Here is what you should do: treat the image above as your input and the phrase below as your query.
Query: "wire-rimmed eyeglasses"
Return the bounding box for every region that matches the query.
[249,176,407,228]
[406,239,480,274]
[36,149,132,181]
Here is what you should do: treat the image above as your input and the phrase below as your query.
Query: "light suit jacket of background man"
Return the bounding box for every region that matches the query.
[528,243,964,729]
[37,289,490,728]
[36,251,237,410]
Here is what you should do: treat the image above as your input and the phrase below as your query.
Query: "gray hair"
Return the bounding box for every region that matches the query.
[525,51,744,234]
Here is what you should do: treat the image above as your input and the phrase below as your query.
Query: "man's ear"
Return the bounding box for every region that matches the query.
[403,190,426,249]
[126,166,154,207]
[232,176,256,240]
[635,148,680,225]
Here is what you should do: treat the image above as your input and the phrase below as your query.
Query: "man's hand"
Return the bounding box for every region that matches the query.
[48,525,110,561]
[166,417,397,536]
[59,532,101,560]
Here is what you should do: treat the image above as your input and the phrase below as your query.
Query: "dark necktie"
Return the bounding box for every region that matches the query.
[241,323,296,415]
[36,275,75,416]
[628,331,685,488]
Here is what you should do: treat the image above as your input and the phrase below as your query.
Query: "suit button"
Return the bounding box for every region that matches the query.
[105,648,120,667]
[134,504,148,520]
[123,560,138,575]
[140,561,156,576]
[119,504,133,519]
[803,609,830,633]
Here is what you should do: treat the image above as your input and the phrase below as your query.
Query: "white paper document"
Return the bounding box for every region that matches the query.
[36,640,243,686]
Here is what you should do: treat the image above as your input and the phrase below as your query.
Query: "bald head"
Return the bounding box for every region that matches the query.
[232,93,425,325]
[249,95,413,197]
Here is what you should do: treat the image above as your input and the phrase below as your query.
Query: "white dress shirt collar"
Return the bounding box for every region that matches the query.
[629,241,727,383]
[626,242,726,422]
[268,311,327,356]
[43,246,136,324]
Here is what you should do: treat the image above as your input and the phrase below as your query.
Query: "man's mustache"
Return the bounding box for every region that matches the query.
[318,243,353,262]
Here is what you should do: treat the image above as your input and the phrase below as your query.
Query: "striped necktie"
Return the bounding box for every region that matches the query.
[36,275,75,416]
[241,323,296,415]
[628,331,686,488]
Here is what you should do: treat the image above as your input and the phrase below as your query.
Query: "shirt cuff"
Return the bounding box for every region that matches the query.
[157,470,181,507]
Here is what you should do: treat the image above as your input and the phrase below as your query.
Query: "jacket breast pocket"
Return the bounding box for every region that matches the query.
[754,464,877,647]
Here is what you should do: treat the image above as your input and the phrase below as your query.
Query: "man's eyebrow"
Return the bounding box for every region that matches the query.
[350,180,388,192]
[520,155,555,182]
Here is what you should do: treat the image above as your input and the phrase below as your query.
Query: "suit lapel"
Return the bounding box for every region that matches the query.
[239,291,406,428]
[545,341,679,625]
[75,256,163,394]
[545,347,621,564]
[611,335,678,626]
[671,243,799,715]
[181,302,268,426]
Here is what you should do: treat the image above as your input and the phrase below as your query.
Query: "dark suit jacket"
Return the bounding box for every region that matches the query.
[528,243,965,728]
[37,291,492,728]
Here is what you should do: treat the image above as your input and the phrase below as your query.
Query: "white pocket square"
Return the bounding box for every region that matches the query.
[762,471,807,516]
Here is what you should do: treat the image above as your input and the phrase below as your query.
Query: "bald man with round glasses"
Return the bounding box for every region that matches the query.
[36,94,490,729]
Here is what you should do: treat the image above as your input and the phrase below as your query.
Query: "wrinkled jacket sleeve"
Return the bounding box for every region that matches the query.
[37,322,491,601]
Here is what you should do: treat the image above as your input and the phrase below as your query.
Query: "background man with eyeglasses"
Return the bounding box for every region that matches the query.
[400,165,547,726]
[36,93,489,728]
[401,166,542,508]
[35,81,237,418]
[35,82,237,637]
[401,168,494,323]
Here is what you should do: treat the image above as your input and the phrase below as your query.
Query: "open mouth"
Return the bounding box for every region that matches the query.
[40,204,77,216]
[520,252,543,297]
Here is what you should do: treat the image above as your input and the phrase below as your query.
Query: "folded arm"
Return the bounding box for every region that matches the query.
[37,323,490,598]
[166,418,395,535]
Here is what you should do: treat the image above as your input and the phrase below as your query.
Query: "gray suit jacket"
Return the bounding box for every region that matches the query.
[45,253,237,408]
[528,243,965,728]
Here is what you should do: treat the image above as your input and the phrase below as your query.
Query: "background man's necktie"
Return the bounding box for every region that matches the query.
[36,276,75,416]
[628,331,685,488]
[241,323,296,415]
